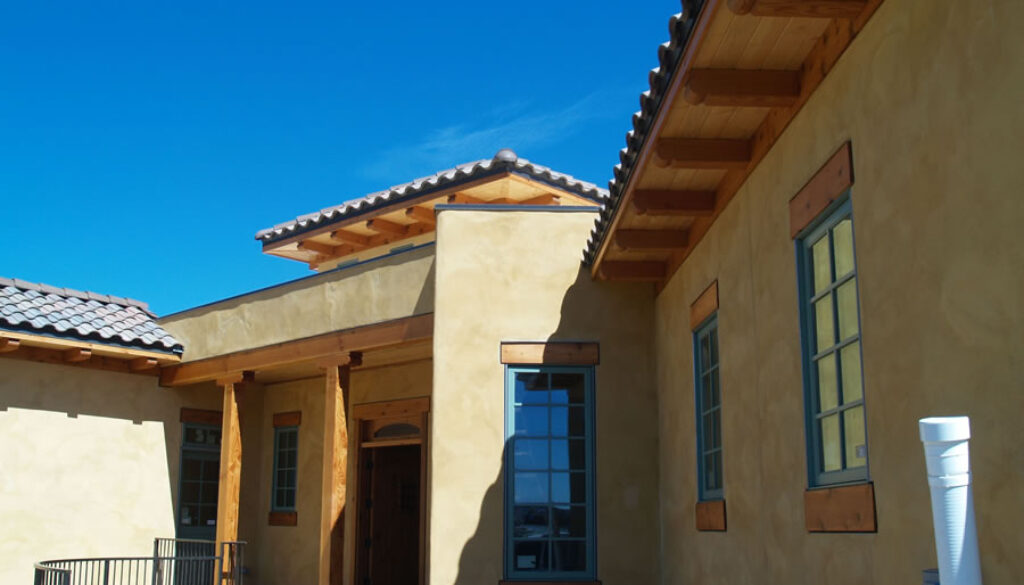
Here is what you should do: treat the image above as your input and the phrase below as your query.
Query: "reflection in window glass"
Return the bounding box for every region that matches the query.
[506,367,594,579]
[799,198,868,486]
[694,316,724,500]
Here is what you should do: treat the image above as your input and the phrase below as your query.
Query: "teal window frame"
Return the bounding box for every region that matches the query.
[796,196,870,487]
[693,315,723,501]
[503,365,597,581]
[271,426,299,512]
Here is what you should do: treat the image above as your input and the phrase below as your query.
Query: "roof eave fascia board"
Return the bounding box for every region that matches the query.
[588,0,717,275]
[0,328,183,361]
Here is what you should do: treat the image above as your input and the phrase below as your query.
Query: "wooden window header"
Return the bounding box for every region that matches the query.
[789,142,854,238]
[353,397,430,420]
[273,411,302,428]
[804,482,876,532]
[500,342,600,365]
[180,408,222,426]
[695,500,727,532]
[689,281,719,330]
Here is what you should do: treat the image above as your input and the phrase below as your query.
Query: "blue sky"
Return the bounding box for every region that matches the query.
[1,1,679,315]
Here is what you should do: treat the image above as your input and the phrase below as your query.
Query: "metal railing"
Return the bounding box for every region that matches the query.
[33,539,245,585]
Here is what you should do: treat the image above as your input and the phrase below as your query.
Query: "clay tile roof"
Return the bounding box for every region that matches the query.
[583,0,706,265]
[0,277,183,354]
[254,149,608,245]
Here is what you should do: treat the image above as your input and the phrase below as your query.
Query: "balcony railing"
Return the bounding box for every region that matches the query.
[33,539,245,585]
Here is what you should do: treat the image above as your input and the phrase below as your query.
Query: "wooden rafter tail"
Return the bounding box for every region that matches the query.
[405,206,436,225]
[632,190,717,216]
[63,348,91,363]
[653,138,752,170]
[0,338,20,353]
[598,261,666,282]
[727,0,867,18]
[329,229,370,248]
[615,229,690,251]
[365,218,407,235]
[298,240,339,256]
[129,357,158,372]
[683,69,801,108]
[520,193,560,205]
[446,192,485,205]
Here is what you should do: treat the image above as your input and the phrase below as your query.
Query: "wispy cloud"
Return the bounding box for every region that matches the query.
[361,89,629,181]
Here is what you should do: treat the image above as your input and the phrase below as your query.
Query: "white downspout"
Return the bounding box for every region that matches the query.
[919,416,983,585]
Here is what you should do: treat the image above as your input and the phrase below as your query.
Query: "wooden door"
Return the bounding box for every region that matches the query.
[357,445,421,585]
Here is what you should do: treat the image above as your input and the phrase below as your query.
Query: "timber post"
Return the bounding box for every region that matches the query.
[214,372,248,585]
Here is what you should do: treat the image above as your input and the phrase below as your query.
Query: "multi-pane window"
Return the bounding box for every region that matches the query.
[179,424,221,533]
[694,316,723,500]
[505,366,595,580]
[798,198,868,486]
[272,426,299,511]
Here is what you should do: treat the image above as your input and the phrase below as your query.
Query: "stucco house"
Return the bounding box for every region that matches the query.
[3,0,1022,584]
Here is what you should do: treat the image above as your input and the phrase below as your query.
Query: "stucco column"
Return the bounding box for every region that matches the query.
[319,352,361,585]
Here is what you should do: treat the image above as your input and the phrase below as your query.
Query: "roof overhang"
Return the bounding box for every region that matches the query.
[159,313,434,387]
[587,0,884,285]
[0,329,181,376]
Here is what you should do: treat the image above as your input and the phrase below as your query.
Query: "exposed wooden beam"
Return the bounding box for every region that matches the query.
[597,261,666,282]
[63,348,91,363]
[0,344,162,376]
[0,338,20,353]
[365,218,407,235]
[521,193,560,205]
[159,313,435,387]
[215,379,243,584]
[319,360,352,585]
[298,240,340,256]
[405,206,436,225]
[329,230,370,248]
[728,0,867,18]
[654,138,751,169]
[684,69,800,107]
[129,357,158,372]
[632,190,717,216]
[0,331,178,362]
[447,192,485,204]
[615,229,690,251]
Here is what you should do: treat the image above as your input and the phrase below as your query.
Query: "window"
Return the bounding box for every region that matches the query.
[694,315,723,500]
[272,426,299,511]
[797,197,868,486]
[504,366,595,580]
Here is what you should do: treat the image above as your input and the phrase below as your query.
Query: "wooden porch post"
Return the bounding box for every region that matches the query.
[319,352,361,585]
[215,373,245,584]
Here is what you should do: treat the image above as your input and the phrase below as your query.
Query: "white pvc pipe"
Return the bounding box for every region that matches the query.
[919,416,983,585]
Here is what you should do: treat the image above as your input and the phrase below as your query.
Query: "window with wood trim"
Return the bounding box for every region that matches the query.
[694,314,723,501]
[504,366,596,580]
[272,426,299,511]
[797,196,868,487]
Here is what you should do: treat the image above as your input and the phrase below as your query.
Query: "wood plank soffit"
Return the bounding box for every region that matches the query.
[728,0,868,18]
[405,206,436,224]
[365,218,407,235]
[520,193,560,205]
[597,261,666,282]
[690,280,719,330]
[633,190,716,216]
[499,342,600,366]
[684,69,800,108]
[653,138,752,170]
[328,230,370,248]
[615,229,690,251]
[789,141,854,237]
[447,192,485,204]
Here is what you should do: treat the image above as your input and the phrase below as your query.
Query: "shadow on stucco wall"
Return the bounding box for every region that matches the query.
[450,265,658,585]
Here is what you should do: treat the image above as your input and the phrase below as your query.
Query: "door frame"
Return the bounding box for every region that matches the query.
[350,397,430,585]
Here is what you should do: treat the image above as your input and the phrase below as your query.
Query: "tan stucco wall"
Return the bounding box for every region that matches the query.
[0,360,221,585]
[160,245,435,361]
[655,0,1024,583]
[431,209,659,585]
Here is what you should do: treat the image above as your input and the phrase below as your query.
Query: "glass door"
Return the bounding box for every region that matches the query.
[177,423,222,540]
